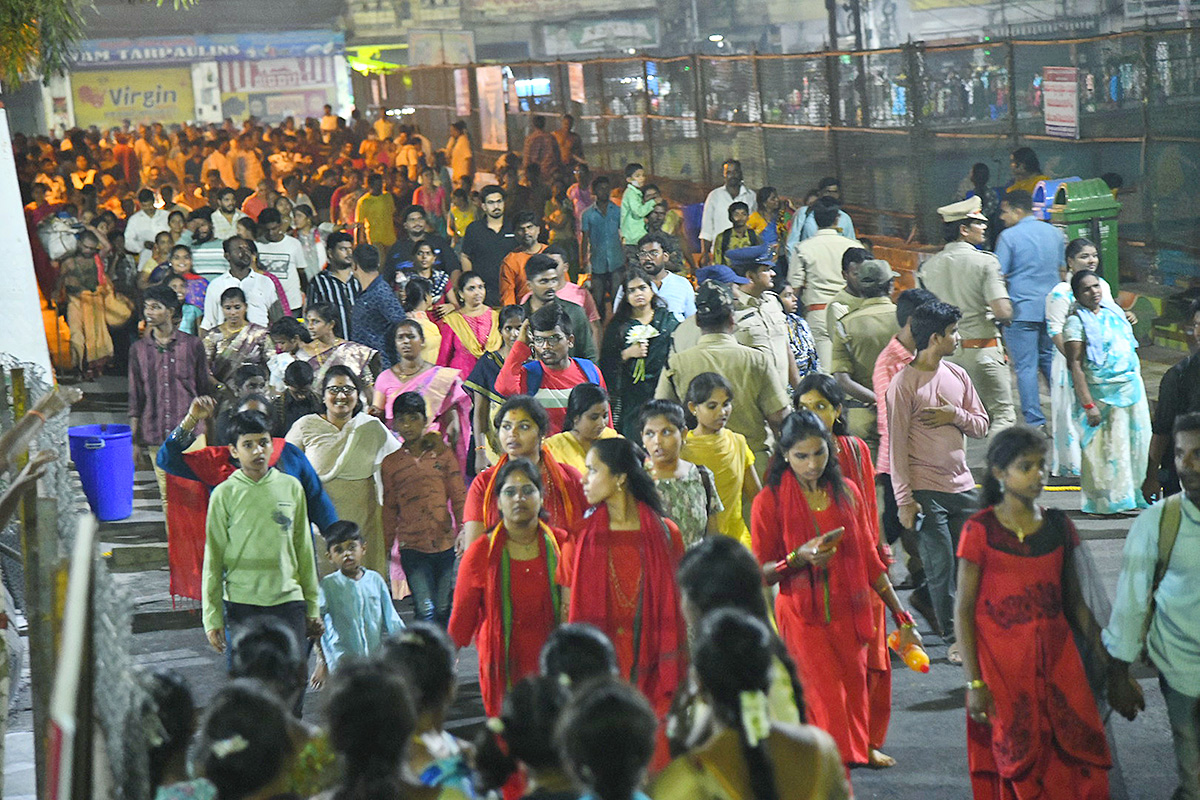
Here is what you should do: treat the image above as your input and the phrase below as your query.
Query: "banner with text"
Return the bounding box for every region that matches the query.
[476,66,507,151]
[73,31,343,67]
[72,67,194,128]
[1043,66,1080,139]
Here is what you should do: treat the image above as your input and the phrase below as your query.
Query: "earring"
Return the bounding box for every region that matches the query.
[999,479,1006,494]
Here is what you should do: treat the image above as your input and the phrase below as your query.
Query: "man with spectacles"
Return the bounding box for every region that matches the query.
[916,196,1016,435]
[496,303,607,433]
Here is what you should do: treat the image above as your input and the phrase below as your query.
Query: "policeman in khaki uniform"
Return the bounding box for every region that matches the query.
[728,245,799,393]
[829,259,901,455]
[917,196,1017,433]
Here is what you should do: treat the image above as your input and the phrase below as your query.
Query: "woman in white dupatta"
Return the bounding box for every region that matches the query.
[286,364,400,577]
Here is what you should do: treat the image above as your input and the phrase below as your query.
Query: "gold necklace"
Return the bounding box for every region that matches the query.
[802,486,830,512]
[999,508,1039,543]
[608,551,641,611]
[394,362,427,380]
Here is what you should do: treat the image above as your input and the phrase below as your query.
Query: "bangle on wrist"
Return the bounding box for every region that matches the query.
[1083,402,1096,410]
[27,409,48,424]
[892,609,915,629]
[967,679,987,690]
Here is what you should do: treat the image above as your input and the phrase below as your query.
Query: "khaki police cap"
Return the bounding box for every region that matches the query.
[937,196,989,223]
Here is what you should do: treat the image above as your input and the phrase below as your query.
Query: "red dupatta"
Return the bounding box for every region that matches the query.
[480,447,583,531]
[774,472,881,646]
[482,521,564,711]
[568,502,687,711]
[165,439,288,601]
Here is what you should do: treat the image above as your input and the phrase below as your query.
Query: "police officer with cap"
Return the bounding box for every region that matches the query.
[726,244,797,391]
[917,195,1016,434]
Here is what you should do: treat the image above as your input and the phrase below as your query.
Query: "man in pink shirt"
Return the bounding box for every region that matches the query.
[886,300,989,663]
[872,288,937,619]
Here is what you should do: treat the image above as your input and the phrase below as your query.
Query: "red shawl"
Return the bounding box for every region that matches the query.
[754,472,883,646]
[480,447,584,532]
[165,439,288,601]
[482,521,566,714]
[568,502,687,714]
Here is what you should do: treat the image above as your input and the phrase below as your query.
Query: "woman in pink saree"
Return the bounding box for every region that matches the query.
[371,318,472,474]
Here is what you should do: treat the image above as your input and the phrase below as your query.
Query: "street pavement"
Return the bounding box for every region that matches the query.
[3,348,1189,799]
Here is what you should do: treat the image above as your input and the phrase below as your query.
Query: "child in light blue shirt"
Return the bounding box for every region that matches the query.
[311,521,404,687]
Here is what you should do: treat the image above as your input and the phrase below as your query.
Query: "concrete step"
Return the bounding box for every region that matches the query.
[103,542,168,572]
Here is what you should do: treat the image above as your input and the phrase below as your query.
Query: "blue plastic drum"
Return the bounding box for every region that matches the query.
[68,424,134,521]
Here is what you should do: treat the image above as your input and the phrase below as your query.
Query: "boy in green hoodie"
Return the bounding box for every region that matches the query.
[202,409,322,663]
[619,161,659,267]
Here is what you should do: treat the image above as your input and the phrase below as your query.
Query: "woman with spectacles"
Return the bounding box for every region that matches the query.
[286,365,399,577]
[461,395,587,551]
[449,457,572,716]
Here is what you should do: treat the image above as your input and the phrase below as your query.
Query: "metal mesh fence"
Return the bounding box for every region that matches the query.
[360,29,1200,251]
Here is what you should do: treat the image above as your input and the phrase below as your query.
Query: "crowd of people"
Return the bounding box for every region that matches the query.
[14,112,1200,800]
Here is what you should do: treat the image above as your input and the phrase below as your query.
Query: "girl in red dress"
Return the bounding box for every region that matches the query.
[569,437,687,721]
[751,410,921,770]
[462,395,586,549]
[449,457,572,716]
[955,426,1111,799]
[795,373,896,768]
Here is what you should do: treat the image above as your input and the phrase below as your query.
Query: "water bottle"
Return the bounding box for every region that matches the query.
[887,630,931,673]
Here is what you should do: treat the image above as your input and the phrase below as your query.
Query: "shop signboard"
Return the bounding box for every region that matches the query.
[72,67,194,127]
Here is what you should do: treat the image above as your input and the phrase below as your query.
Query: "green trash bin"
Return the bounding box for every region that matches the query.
[1050,178,1122,291]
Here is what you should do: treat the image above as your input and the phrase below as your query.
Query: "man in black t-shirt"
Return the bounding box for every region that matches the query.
[384,204,460,277]
[1144,298,1200,501]
[460,185,516,307]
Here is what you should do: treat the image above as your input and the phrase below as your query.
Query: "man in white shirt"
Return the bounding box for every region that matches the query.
[211,187,247,240]
[788,197,862,369]
[254,207,306,311]
[201,139,237,190]
[320,105,340,142]
[699,159,757,266]
[124,188,170,261]
[201,236,280,332]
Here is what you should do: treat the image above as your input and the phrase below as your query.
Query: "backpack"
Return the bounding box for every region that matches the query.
[523,357,602,395]
[1140,493,1183,663]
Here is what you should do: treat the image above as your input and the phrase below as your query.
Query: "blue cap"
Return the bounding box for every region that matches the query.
[695,264,750,285]
[724,244,773,269]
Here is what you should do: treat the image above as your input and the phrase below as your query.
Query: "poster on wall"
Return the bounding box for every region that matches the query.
[568,62,585,104]
[72,67,194,128]
[476,65,507,151]
[454,68,472,117]
[221,88,336,123]
[218,56,340,93]
[1043,66,1080,139]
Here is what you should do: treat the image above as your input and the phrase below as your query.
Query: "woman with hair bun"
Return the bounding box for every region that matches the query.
[651,608,849,800]
[474,675,578,800]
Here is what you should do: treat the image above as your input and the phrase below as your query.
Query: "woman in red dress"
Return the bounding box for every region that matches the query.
[462,395,586,549]
[568,437,687,721]
[751,410,921,770]
[955,426,1111,799]
[795,373,896,768]
[449,457,572,717]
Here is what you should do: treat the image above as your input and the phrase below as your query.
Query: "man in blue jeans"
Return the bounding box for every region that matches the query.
[994,189,1063,428]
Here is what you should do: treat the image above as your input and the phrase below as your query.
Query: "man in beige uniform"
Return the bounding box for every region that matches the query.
[730,246,798,392]
[657,281,790,477]
[790,197,861,369]
[829,259,901,454]
[917,196,1016,433]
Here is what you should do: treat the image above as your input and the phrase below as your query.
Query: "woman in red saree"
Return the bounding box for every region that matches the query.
[462,396,586,549]
[751,410,921,770]
[955,426,1111,799]
[449,457,572,716]
[795,373,895,768]
[569,437,687,723]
